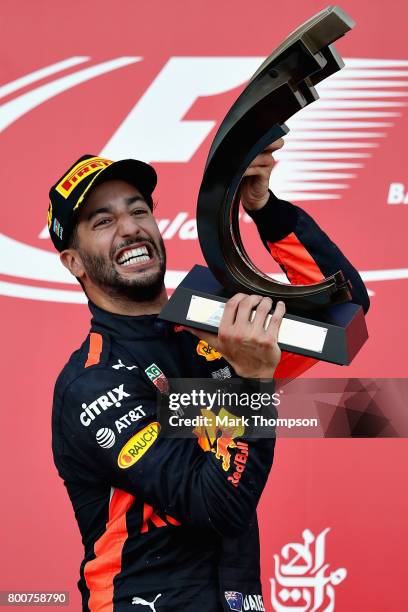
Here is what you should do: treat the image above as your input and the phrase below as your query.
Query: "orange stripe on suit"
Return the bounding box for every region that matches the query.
[267,233,325,284]
[85,332,103,368]
[268,233,324,379]
[84,489,135,610]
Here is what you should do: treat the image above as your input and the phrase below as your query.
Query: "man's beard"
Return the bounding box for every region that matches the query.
[79,236,166,303]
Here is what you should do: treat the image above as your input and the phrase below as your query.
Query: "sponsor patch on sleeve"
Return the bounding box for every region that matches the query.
[117,422,160,468]
[196,340,222,361]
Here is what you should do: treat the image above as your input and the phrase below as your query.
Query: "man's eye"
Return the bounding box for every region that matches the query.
[132,208,148,216]
[94,218,111,228]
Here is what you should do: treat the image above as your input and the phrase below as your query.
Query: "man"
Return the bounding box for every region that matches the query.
[50,142,369,612]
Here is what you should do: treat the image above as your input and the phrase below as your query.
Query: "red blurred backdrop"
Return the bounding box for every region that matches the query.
[1,1,407,609]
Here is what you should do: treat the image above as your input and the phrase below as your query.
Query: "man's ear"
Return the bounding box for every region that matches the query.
[60,249,85,280]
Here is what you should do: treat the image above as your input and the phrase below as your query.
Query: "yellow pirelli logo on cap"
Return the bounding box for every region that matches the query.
[117,422,160,469]
[47,202,53,229]
[56,156,113,199]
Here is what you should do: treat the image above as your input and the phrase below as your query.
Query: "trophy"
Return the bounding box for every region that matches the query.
[159,6,368,366]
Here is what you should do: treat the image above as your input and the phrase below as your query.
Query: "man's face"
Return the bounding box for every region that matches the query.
[73,179,166,302]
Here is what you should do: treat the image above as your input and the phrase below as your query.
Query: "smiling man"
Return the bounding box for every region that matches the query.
[63,180,167,309]
[50,157,168,312]
[49,149,369,612]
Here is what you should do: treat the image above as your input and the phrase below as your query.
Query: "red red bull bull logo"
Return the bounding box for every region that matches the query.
[227,441,249,486]
[214,435,236,471]
[193,408,248,479]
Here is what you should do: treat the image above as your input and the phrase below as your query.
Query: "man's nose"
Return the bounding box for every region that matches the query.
[116,212,142,237]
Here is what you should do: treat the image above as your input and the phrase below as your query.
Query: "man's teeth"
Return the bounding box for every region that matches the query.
[122,255,150,266]
[117,246,151,266]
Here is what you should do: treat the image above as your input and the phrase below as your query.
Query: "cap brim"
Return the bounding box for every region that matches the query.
[76,158,157,210]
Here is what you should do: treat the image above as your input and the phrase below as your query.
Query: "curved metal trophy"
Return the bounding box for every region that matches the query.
[159,6,369,365]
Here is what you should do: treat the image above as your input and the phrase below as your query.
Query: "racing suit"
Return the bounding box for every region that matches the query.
[52,191,369,611]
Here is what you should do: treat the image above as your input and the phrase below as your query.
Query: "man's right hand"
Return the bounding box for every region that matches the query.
[179,294,285,378]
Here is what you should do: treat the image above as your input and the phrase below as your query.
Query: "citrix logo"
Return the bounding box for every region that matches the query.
[80,384,130,427]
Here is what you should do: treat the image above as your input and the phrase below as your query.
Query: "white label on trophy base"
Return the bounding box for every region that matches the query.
[186,295,328,353]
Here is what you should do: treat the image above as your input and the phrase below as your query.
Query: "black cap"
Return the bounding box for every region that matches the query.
[48,154,157,252]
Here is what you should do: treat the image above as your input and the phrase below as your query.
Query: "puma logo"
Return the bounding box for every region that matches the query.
[132,593,162,611]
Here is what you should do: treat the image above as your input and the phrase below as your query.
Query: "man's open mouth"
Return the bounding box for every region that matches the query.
[115,244,154,267]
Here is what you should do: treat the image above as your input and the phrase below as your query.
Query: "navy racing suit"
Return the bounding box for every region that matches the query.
[52,192,369,611]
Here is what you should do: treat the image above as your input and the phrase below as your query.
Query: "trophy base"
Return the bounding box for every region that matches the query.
[159,265,368,366]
